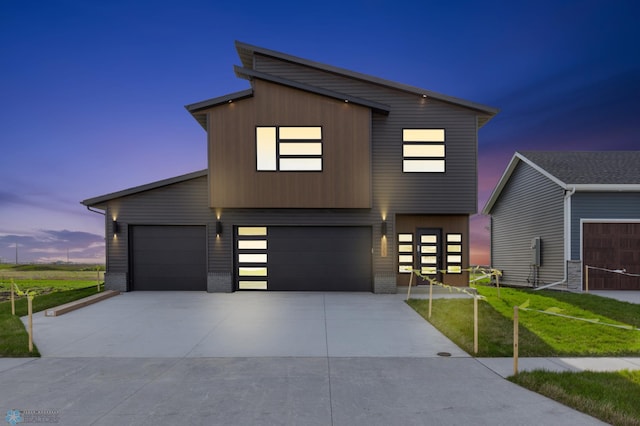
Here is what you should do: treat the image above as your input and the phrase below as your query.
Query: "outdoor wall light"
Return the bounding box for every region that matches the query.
[216,220,223,236]
[381,221,387,237]
[112,220,120,234]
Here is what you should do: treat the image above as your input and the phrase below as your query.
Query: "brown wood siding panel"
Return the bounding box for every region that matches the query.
[254,55,479,214]
[583,222,640,290]
[395,214,469,286]
[207,80,371,208]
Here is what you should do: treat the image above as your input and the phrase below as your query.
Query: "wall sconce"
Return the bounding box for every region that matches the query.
[216,220,223,236]
[381,221,387,237]
[112,220,120,234]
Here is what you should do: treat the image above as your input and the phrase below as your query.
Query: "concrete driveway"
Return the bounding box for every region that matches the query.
[23,292,467,358]
[0,292,604,425]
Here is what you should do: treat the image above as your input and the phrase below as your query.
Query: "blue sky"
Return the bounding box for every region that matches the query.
[1,0,638,264]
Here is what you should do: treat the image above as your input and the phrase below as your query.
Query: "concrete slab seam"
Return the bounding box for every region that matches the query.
[323,294,335,426]
[86,357,184,425]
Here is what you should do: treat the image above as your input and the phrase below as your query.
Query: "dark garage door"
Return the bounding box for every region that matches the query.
[236,226,372,291]
[583,222,640,290]
[131,225,207,291]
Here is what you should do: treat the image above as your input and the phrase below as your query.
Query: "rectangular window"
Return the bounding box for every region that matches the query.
[397,233,414,273]
[446,234,463,274]
[279,158,322,171]
[238,253,267,263]
[238,240,268,250]
[256,126,322,172]
[239,267,268,276]
[238,227,267,236]
[239,281,268,290]
[402,128,445,173]
[256,127,277,171]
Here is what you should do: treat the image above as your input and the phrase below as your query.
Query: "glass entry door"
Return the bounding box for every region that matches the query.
[416,228,442,283]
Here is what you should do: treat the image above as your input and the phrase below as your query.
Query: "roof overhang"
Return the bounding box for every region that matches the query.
[234,66,391,115]
[185,89,254,129]
[482,152,640,215]
[482,152,567,214]
[81,169,208,209]
[235,40,499,127]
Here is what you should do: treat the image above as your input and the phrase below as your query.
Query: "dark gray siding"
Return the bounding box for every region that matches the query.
[490,162,565,286]
[105,176,213,275]
[571,192,640,260]
[254,54,479,215]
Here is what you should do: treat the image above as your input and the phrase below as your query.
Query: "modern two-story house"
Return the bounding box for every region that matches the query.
[82,41,498,293]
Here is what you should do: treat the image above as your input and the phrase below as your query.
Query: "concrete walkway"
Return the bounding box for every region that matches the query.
[0,292,618,425]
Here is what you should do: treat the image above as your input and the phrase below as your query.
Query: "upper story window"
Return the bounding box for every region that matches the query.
[256,126,323,171]
[402,129,445,173]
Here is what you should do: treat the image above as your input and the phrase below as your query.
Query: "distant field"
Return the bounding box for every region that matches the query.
[0,264,104,301]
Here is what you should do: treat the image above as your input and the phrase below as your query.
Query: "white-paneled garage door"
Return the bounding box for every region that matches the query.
[236,226,372,291]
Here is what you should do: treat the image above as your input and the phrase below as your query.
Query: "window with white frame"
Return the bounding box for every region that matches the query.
[402,129,445,173]
[256,126,322,171]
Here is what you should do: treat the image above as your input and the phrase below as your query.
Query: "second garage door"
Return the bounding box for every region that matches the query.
[130,225,207,291]
[583,222,640,290]
[236,226,372,291]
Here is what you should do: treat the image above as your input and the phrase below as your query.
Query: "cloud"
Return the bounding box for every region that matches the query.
[0,229,104,264]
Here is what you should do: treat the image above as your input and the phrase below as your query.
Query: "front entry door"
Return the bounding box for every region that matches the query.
[417,228,442,283]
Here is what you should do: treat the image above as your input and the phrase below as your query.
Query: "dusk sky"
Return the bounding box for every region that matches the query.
[1,0,639,265]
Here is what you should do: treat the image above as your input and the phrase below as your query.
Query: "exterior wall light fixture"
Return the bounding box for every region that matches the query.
[381,221,387,237]
[112,220,120,234]
[216,220,223,236]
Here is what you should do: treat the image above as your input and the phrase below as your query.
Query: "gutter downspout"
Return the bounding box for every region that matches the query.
[86,206,106,216]
[534,186,576,291]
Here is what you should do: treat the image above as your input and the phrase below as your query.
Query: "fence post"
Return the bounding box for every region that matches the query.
[11,279,15,316]
[513,306,519,376]
[496,271,501,298]
[474,296,478,354]
[428,281,433,319]
[406,271,414,301]
[585,265,589,293]
[28,296,33,353]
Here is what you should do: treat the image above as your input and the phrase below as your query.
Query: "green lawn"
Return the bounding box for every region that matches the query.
[0,264,105,357]
[0,264,103,301]
[510,370,640,426]
[408,286,640,356]
[408,285,640,425]
[0,285,104,357]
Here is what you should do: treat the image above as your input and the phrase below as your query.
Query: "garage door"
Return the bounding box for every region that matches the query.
[236,226,372,291]
[130,225,207,291]
[583,222,640,290]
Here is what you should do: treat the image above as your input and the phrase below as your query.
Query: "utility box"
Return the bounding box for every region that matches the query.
[530,237,541,267]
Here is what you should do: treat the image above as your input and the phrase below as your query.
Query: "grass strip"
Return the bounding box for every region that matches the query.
[407,286,640,356]
[510,370,640,426]
[476,286,640,356]
[0,285,103,357]
[407,298,556,356]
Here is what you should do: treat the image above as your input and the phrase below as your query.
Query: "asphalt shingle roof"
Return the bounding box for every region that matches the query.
[519,151,640,184]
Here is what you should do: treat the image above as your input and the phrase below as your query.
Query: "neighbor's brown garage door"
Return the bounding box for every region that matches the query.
[130,225,207,291]
[583,222,640,290]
